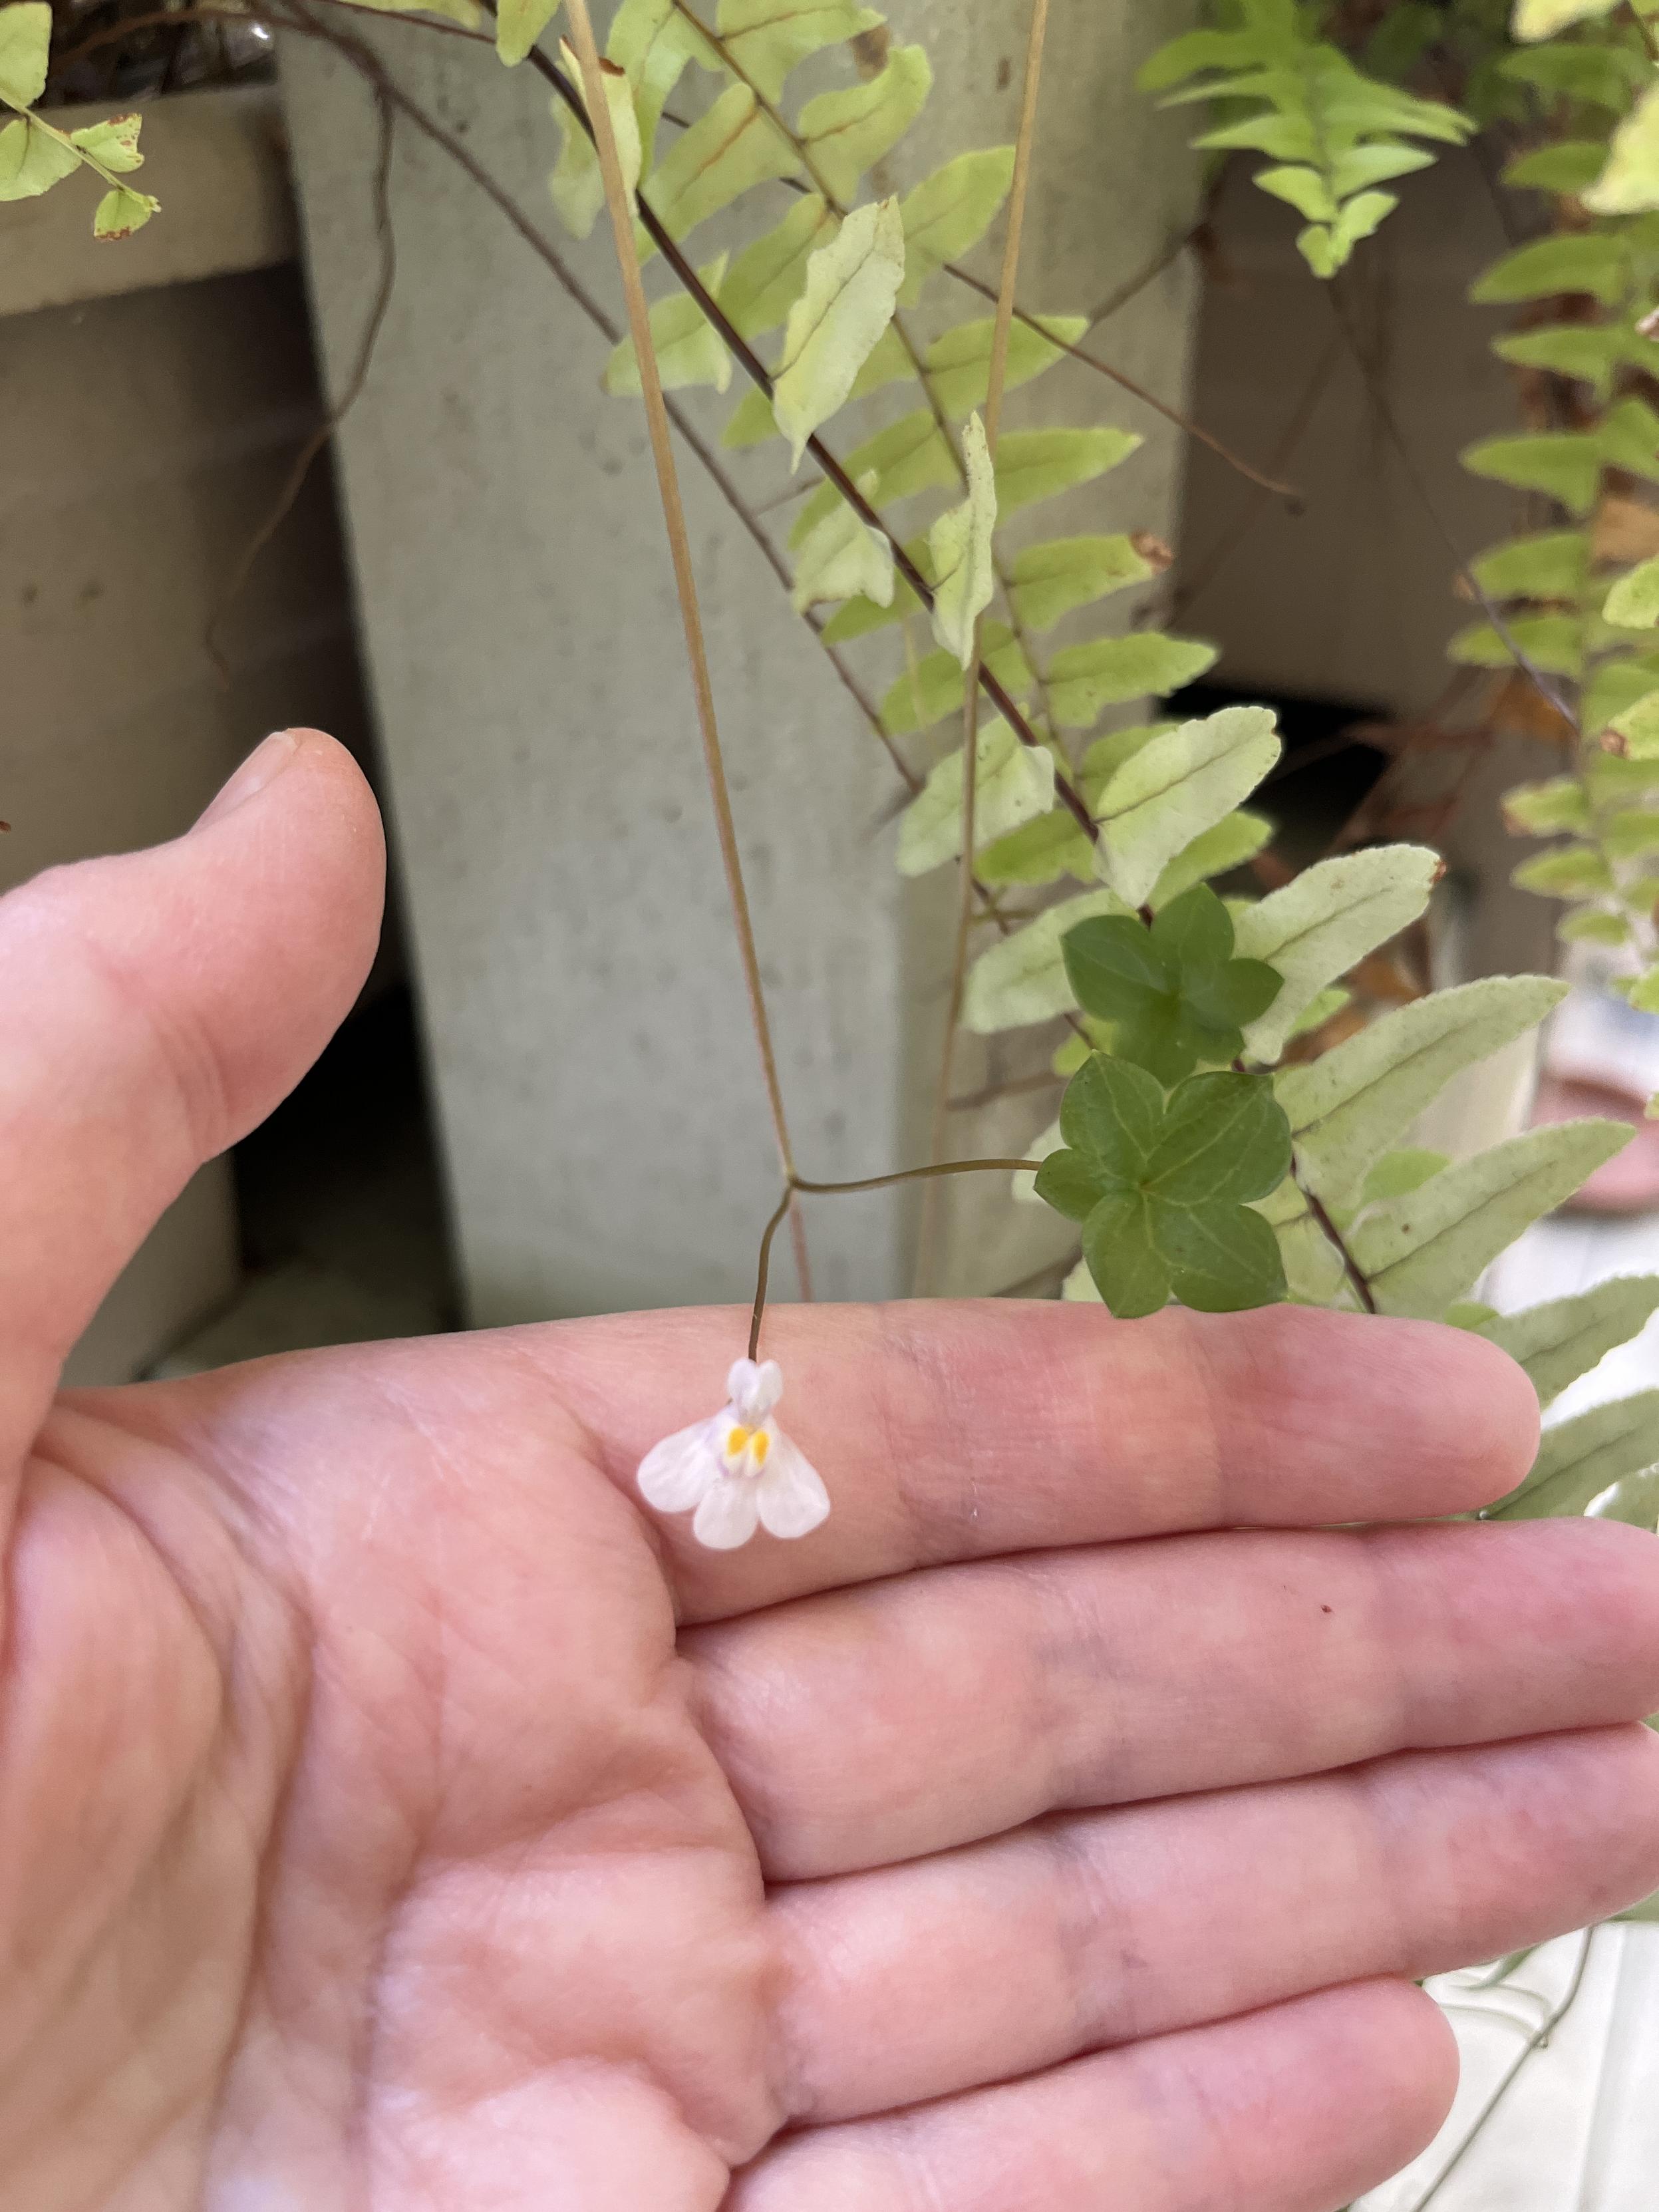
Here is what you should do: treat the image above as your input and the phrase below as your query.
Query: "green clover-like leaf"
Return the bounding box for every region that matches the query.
[1034,1057,1291,1318]
[1060,883,1282,1084]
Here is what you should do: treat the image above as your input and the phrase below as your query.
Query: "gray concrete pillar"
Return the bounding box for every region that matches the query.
[281,1,1197,1319]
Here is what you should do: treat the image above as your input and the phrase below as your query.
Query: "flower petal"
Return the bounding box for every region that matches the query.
[637,1419,721,1513]
[756,1433,831,1539]
[692,1476,762,1551]
[726,1356,784,1424]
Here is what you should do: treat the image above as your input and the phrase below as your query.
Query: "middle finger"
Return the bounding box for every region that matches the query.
[686,1516,1659,1878]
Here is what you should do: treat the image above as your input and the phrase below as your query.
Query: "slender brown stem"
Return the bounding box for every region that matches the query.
[1083,218,1202,330]
[1627,1,1659,65]
[1302,1182,1379,1315]
[748,1158,1036,1357]
[918,0,1049,1294]
[565,0,812,1297]
[943,262,1300,504]
[208,76,398,677]
[1172,329,1342,623]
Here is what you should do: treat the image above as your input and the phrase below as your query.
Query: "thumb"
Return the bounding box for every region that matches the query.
[0,729,385,1456]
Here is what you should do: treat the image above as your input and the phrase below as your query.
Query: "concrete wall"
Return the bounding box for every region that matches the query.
[1,86,374,1380]
[281,1,1200,1319]
[1179,150,1561,987]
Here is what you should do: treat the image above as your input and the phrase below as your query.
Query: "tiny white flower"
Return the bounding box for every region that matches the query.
[637,1358,830,1551]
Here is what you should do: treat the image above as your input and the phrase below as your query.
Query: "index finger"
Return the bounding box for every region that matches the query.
[536,1300,1540,1619]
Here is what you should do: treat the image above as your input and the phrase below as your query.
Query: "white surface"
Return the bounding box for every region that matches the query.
[1358,1199,1659,2212]
[1359,1928,1659,2212]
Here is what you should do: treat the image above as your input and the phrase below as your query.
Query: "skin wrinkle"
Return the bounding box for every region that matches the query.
[1033,1551,1134,1816]
[879,1309,968,1570]
[1036,1810,1149,2054]
[27,874,236,1179]
[1363,1525,1455,1754]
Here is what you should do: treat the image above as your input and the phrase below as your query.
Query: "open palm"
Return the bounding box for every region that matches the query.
[7,731,1659,2212]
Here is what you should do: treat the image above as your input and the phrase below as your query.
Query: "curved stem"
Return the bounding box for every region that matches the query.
[1302,1180,1379,1315]
[945,260,1300,504]
[749,1158,1037,1358]
[1406,1929,1596,2211]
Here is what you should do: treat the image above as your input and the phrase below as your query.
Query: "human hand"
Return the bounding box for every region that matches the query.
[6,732,1658,2211]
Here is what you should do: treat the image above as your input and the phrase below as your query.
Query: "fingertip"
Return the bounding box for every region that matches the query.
[1345,1976,1461,2159]
[182,730,386,1128]
[1400,1319,1541,1511]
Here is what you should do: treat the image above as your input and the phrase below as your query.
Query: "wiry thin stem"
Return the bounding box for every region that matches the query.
[1302,1180,1379,1315]
[207,70,398,677]
[945,261,1300,504]
[1406,1930,1596,2211]
[749,1158,1035,1358]
[565,0,812,1298]
[917,0,1049,1295]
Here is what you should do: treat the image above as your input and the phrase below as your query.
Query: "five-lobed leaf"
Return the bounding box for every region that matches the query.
[1062,885,1282,1086]
[1038,1058,1291,1317]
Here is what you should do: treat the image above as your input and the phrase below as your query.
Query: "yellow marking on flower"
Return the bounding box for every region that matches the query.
[752,1430,770,1466]
[727,1425,752,1458]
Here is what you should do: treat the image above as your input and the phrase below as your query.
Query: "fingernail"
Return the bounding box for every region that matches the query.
[195,731,301,831]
